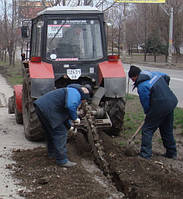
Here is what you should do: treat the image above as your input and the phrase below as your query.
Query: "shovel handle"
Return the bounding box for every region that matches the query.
[128,121,144,144]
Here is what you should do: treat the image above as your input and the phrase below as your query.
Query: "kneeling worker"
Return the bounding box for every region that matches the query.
[33,84,92,167]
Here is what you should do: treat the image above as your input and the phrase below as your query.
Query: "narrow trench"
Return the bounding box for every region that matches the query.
[108,165,144,199]
[81,159,125,199]
[111,172,125,193]
[78,131,138,198]
[90,158,130,198]
[92,143,138,198]
[106,170,138,199]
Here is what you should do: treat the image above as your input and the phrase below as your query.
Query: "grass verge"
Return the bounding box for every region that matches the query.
[0,61,23,86]
[123,94,183,136]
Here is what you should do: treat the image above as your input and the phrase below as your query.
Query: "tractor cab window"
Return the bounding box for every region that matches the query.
[31,20,44,57]
[46,19,103,61]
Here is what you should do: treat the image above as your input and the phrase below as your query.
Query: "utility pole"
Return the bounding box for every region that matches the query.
[168,7,173,65]
[160,5,174,65]
[122,3,127,59]
[144,4,147,62]
[112,24,114,55]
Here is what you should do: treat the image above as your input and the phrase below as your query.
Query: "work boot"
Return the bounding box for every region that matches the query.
[57,160,77,167]
[138,154,151,160]
[138,152,151,160]
[162,154,177,160]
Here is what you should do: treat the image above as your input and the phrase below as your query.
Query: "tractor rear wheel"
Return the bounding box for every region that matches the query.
[8,96,15,114]
[14,94,23,124]
[105,98,125,136]
[22,73,44,141]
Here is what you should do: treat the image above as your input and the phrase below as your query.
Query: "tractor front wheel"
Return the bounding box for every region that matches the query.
[22,74,44,141]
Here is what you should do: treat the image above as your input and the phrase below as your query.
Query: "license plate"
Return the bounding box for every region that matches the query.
[67,69,81,80]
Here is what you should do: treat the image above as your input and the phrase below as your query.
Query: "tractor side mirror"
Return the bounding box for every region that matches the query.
[21,26,29,38]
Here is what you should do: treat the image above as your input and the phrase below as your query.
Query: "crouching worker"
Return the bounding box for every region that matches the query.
[33,84,92,167]
[128,65,178,160]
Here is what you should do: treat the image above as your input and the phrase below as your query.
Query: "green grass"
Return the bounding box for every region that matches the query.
[0,61,23,86]
[123,94,183,136]
[118,141,126,146]
[125,94,136,100]
[123,95,144,137]
[174,107,183,130]
[123,113,144,136]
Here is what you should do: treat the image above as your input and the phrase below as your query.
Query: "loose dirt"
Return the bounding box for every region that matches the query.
[1,63,183,199]
[9,98,183,199]
[0,73,44,199]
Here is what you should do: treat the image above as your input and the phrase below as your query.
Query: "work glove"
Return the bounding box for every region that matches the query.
[68,126,77,136]
[73,118,80,125]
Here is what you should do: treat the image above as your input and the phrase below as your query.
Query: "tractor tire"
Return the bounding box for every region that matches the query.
[8,96,15,114]
[22,72,44,141]
[105,98,125,136]
[15,97,23,124]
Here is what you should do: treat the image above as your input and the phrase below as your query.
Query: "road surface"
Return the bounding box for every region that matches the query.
[0,74,43,199]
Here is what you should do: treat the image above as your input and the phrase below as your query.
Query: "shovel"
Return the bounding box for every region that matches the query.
[128,121,144,145]
[125,121,144,156]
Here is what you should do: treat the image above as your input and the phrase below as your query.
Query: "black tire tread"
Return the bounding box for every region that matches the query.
[22,69,44,141]
[8,96,15,114]
[106,98,125,136]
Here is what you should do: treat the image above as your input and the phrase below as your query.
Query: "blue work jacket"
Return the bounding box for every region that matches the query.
[34,85,83,129]
[133,70,178,121]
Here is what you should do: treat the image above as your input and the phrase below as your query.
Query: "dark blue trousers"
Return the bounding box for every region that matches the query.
[35,106,68,164]
[140,111,177,159]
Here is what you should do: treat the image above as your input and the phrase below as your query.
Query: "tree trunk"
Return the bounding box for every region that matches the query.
[154,55,156,62]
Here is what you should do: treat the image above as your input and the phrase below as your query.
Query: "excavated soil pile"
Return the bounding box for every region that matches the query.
[10,133,114,199]
[10,129,183,199]
[100,132,183,199]
[9,96,183,199]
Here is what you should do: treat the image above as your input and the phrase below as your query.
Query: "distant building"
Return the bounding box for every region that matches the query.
[18,0,52,19]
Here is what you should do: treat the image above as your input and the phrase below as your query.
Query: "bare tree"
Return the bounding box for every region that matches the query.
[4,0,182,66]
[0,0,9,63]
[126,0,183,62]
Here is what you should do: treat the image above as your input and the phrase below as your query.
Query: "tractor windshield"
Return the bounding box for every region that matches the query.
[46,19,103,61]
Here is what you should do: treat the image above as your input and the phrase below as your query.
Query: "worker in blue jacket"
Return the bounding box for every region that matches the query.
[33,84,92,167]
[128,65,178,160]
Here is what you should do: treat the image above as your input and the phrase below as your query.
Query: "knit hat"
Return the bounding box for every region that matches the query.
[128,65,141,78]
[67,83,92,100]
[84,84,93,97]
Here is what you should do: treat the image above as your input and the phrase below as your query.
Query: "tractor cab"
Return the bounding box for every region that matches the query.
[23,6,107,63]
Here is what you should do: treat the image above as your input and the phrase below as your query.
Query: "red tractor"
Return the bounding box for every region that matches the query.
[8,6,126,142]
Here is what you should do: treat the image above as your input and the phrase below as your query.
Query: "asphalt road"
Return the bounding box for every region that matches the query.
[123,63,183,108]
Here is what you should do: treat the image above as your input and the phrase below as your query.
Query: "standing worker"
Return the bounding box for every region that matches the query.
[33,84,92,167]
[128,65,178,160]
